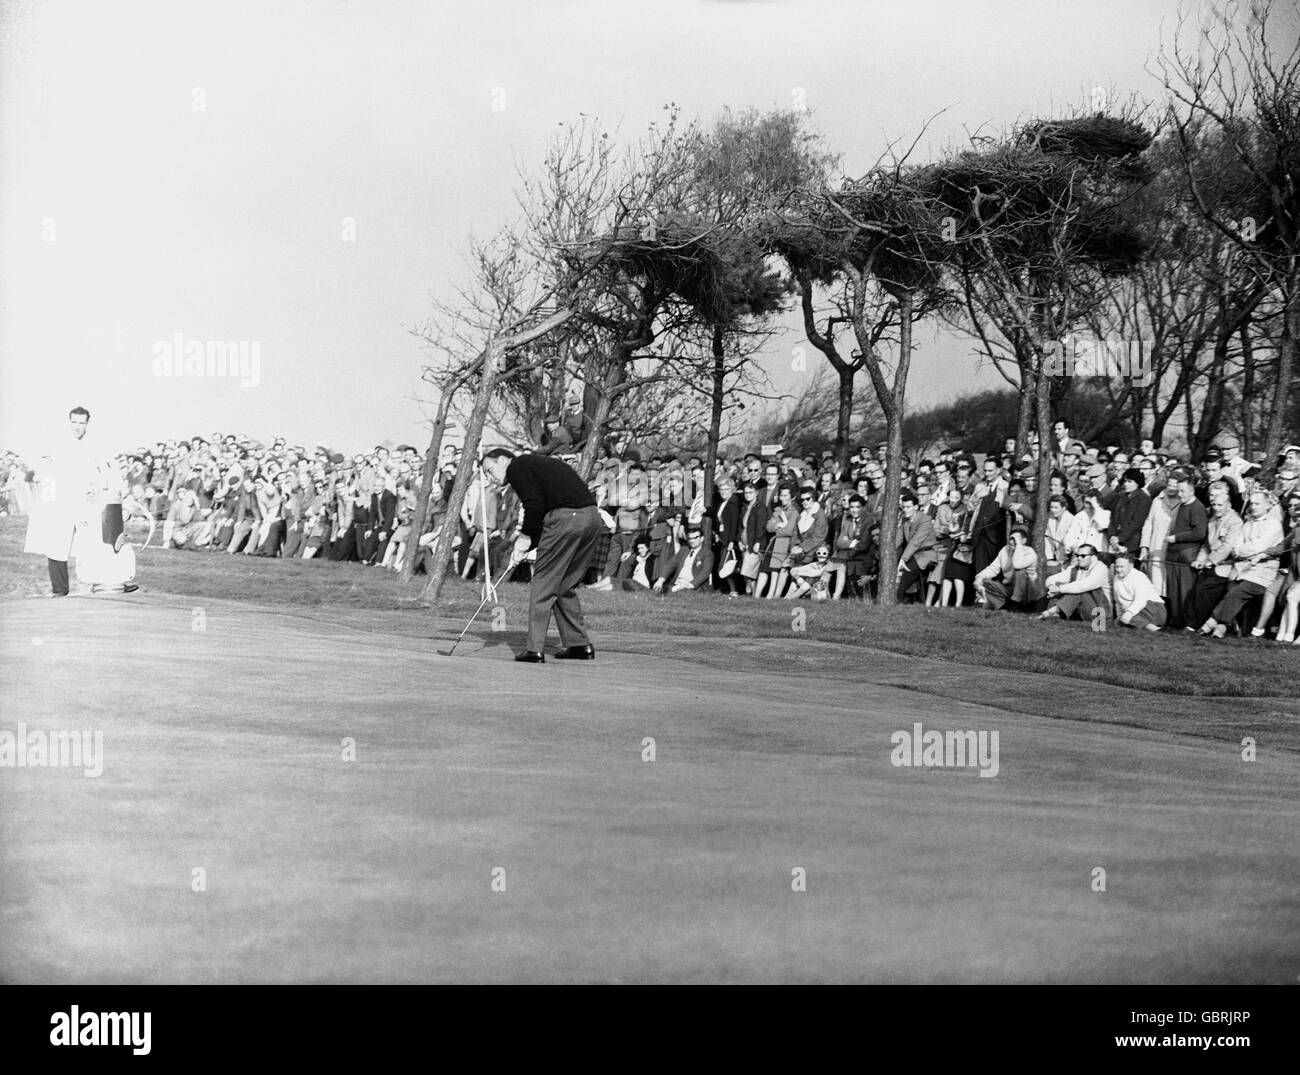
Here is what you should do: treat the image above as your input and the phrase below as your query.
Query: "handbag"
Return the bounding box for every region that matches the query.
[718,545,738,579]
[740,538,773,580]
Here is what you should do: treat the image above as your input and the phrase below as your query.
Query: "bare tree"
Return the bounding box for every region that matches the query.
[1077,131,1269,454]
[1160,0,1300,463]
[744,364,842,454]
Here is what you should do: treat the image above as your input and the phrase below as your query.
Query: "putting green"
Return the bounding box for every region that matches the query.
[2,594,1296,982]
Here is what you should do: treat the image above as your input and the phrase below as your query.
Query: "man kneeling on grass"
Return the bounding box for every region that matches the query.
[652,523,713,594]
[1040,544,1113,624]
[1111,551,1166,631]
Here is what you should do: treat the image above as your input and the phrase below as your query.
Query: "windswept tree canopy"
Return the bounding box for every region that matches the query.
[591,212,791,327]
[922,113,1154,278]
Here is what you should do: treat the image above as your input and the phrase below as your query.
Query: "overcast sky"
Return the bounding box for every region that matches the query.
[1,0,1202,459]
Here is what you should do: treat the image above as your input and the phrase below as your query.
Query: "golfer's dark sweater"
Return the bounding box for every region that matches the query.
[505,453,596,542]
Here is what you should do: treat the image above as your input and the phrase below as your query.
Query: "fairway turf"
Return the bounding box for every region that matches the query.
[1,517,1295,706]
[2,592,1297,983]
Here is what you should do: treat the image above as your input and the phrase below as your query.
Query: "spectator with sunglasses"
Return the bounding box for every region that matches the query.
[1040,544,1112,624]
[790,485,828,571]
[787,542,832,600]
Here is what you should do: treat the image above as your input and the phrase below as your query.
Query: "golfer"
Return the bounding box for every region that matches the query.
[482,449,602,663]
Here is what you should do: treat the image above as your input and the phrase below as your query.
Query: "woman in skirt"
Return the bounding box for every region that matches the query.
[931,485,972,607]
[760,484,798,599]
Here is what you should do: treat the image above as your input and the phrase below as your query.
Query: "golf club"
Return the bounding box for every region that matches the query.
[442,548,522,656]
[443,589,494,657]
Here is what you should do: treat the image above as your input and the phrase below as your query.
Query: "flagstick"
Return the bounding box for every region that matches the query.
[477,448,498,604]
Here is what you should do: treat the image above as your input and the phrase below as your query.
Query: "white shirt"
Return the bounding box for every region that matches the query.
[1200,510,1244,578]
[632,555,650,588]
[975,543,1038,585]
[1044,511,1083,563]
[672,548,699,592]
[1074,503,1111,551]
[1046,559,1110,594]
[1113,567,1162,619]
[1229,515,1285,586]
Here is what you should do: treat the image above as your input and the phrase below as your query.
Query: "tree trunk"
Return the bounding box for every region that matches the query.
[419,344,502,603]
[835,366,855,476]
[1014,352,1035,462]
[401,391,456,580]
[406,306,574,596]
[577,352,627,481]
[1129,367,1149,446]
[1240,320,1255,457]
[1151,390,1176,449]
[1032,342,1054,558]
[1191,310,1232,462]
[1261,275,1297,465]
[874,292,913,608]
[702,325,725,544]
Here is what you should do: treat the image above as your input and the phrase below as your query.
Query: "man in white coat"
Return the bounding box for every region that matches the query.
[1139,480,1183,595]
[24,406,136,595]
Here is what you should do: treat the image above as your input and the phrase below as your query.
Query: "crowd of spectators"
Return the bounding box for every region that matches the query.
[580,426,1299,644]
[2,422,1297,643]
